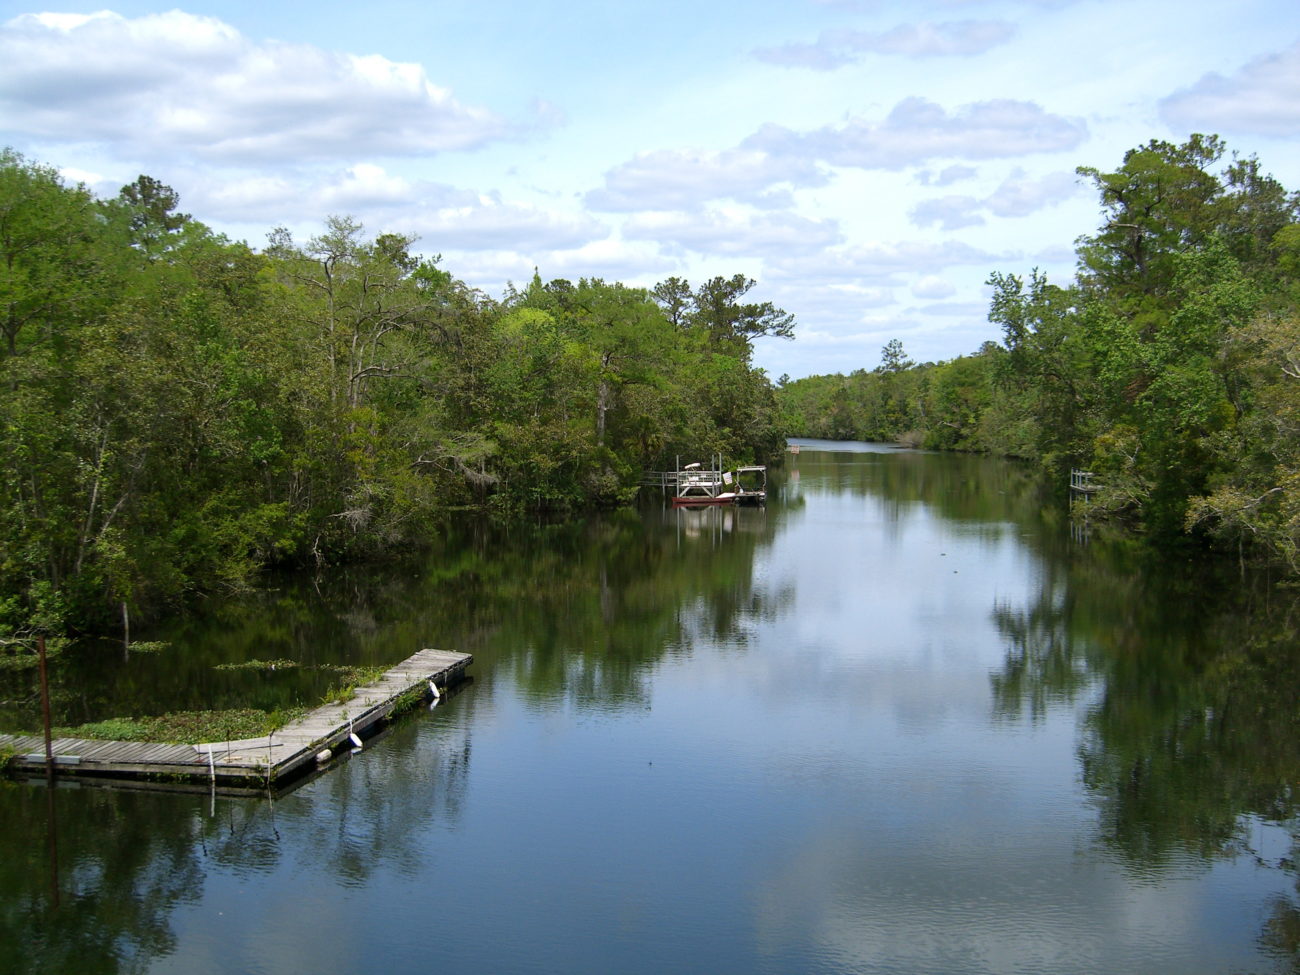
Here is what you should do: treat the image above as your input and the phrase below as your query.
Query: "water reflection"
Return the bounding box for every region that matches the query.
[0,715,474,975]
[4,444,1300,973]
[988,533,1300,970]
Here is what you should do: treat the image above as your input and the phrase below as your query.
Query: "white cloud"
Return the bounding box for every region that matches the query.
[195,174,304,221]
[187,162,607,255]
[447,239,676,298]
[829,284,898,308]
[409,199,609,253]
[623,208,843,257]
[586,148,828,212]
[912,300,987,317]
[910,169,1080,228]
[910,195,985,230]
[746,97,1087,170]
[753,41,856,71]
[542,239,678,282]
[1159,40,1300,137]
[911,275,957,299]
[767,239,1008,286]
[755,20,1015,70]
[916,164,979,186]
[984,168,1080,217]
[0,10,516,162]
[57,165,106,187]
[186,164,480,224]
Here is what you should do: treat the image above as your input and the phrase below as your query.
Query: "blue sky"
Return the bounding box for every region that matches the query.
[2,0,1298,377]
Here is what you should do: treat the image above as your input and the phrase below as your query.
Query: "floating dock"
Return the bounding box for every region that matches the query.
[1,648,471,792]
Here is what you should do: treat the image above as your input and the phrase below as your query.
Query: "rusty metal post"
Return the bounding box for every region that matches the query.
[37,634,60,907]
[38,635,53,772]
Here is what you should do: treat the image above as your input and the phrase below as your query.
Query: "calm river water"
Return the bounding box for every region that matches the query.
[3,440,1300,974]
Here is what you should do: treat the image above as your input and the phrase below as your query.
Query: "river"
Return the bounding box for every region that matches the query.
[2,439,1299,974]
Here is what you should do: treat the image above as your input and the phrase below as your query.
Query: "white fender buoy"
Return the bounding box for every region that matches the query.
[348,718,362,749]
[429,680,441,699]
[316,749,332,764]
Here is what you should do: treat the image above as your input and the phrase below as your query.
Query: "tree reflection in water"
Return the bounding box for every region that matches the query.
[991,539,1300,972]
[0,502,787,974]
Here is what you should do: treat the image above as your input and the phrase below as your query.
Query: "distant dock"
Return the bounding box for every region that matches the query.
[1,648,471,793]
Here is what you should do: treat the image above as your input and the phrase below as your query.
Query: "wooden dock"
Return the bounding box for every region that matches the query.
[1,648,471,791]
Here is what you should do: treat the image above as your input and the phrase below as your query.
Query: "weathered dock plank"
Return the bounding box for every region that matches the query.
[3,648,471,790]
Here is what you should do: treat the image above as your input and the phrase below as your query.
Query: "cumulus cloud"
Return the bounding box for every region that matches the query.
[57,165,108,188]
[745,97,1087,170]
[449,240,676,297]
[755,20,1015,70]
[542,239,678,281]
[182,161,607,254]
[0,10,516,162]
[916,164,978,186]
[1159,40,1300,137]
[187,163,479,223]
[766,240,1008,287]
[408,199,609,253]
[586,148,828,212]
[911,275,957,299]
[622,208,843,257]
[913,300,987,317]
[754,42,856,71]
[984,168,1079,216]
[909,169,1079,228]
[909,195,985,230]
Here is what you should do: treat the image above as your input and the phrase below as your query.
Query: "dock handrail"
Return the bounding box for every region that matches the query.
[1070,469,1099,493]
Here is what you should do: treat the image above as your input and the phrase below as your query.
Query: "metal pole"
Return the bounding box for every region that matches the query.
[38,635,54,771]
[38,635,60,908]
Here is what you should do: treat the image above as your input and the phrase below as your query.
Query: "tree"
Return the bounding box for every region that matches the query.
[651,276,692,329]
[570,279,672,451]
[114,174,190,255]
[877,339,913,374]
[690,274,794,357]
[984,268,1092,467]
[1076,134,1226,306]
[0,149,112,358]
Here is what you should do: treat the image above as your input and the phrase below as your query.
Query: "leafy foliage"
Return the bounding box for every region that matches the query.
[0,152,790,633]
[778,134,1300,568]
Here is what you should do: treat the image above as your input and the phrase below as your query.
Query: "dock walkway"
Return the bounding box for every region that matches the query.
[2,648,471,790]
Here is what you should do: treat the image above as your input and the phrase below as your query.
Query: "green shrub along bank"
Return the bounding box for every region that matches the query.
[0,151,790,635]
[779,135,1300,570]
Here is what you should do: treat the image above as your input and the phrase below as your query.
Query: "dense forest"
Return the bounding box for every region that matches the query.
[7,134,1300,640]
[779,135,1300,567]
[0,149,790,635]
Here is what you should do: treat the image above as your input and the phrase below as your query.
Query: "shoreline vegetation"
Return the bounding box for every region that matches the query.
[5,662,387,744]
[1,147,791,641]
[3,132,1299,661]
[778,134,1300,572]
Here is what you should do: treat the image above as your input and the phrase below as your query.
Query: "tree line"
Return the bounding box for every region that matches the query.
[0,150,790,635]
[779,135,1300,570]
